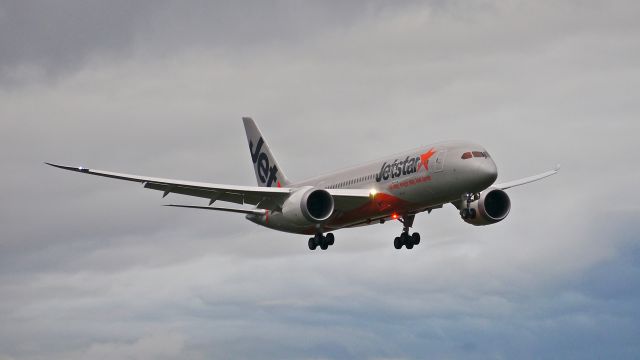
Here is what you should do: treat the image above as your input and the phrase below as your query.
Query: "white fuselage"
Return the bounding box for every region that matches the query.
[247,141,498,234]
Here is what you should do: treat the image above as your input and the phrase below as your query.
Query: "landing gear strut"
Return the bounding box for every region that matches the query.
[308,233,335,251]
[394,215,421,250]
[459,192,478,220]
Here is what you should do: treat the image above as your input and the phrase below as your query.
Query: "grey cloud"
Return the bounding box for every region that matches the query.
[0,0,159,84]
[0,0,417,86]
[1,0,640,359]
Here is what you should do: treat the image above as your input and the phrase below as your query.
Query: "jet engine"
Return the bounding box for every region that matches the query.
[463,188,511,226]
[281,186,334,225]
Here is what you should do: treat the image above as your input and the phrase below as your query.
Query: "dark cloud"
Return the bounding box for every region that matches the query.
[0,0,413,85]
[1,1,640,359]
[0,0,159,84]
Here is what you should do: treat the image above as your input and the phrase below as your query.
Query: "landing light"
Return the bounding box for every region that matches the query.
[369,189,377,196]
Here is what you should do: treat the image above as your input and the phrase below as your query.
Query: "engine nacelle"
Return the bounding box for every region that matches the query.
[464,188,511,226]
[281,186,334,225]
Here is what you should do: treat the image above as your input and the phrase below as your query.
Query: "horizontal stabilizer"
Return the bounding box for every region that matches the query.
[164,204,266,215]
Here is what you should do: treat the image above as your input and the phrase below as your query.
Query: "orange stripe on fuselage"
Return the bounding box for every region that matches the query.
[325,192,417,230]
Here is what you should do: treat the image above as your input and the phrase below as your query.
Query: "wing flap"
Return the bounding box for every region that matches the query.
[142,182,246,204]
[164,204,266,215]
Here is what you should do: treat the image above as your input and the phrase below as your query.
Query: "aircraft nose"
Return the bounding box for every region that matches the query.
[471,158,498,189]
[480,159,498,186]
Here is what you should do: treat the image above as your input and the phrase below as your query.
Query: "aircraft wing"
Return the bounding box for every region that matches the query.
[493,165,560,190]
[326,188,372,210]
[46,163,373,212]
[45,163,292,209]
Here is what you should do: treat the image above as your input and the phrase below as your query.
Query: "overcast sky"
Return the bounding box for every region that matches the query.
[1,1,639,359]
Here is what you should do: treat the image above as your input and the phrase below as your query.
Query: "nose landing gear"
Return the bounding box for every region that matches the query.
[459,192,479,220]
[393,214,421,250]
[308,232,335,251]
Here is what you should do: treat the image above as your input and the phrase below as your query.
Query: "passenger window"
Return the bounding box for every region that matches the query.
[461,152,472,159]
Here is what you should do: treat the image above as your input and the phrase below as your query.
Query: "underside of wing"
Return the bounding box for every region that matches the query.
[46,162,291,210]
[493,165,560,190]
[164,204,266,215]
[326,188,373,211]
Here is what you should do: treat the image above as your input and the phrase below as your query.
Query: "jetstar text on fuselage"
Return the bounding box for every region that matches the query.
[375,149,435,182]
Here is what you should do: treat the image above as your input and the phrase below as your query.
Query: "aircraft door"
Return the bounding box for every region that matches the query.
[432,149,447,172]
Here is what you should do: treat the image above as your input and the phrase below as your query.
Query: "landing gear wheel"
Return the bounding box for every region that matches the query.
[395,214,421,250]
[326,233,335,246]
[411,232,420,245]
[309,233,335,251]
[460,192,479,220]
[400,233,413,249]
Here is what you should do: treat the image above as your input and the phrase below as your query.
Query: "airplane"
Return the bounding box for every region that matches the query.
[47,117,559,251]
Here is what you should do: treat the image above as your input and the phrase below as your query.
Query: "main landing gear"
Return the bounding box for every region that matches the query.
[308,233,335,251]
[393,215,421,250]
[459,192,478,220]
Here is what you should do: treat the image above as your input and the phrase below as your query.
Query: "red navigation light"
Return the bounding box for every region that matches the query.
[391,213,398,220]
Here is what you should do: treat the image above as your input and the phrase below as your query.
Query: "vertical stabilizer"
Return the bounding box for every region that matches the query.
[242,117,291,188]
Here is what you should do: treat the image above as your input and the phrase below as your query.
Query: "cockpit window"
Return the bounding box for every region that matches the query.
[463,150,491,159]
